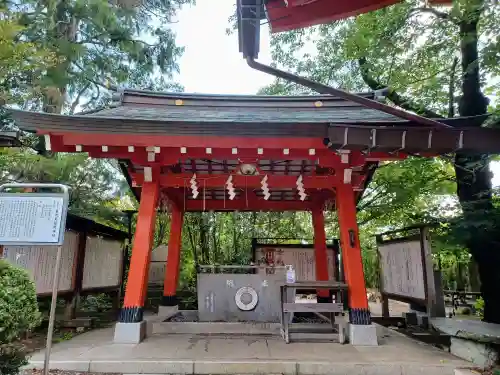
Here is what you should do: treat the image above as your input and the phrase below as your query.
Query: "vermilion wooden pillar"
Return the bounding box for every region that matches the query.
[336,183,371,325]
[312,208,331,303]
[118,182,159,323]
[161,206,184,306]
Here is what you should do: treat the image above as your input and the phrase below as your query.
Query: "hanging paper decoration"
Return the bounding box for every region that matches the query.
[190,174,199,199]
[296,175,307,201]
[261,175,270,200]
[226,175,236,200]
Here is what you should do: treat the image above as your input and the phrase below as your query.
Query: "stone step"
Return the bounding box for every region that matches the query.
[25,359,466,375]
[149,321,340,336]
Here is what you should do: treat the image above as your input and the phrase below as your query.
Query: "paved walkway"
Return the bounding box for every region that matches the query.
[25,324,473,375]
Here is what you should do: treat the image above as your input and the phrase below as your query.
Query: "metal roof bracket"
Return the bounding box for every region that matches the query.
[389,130,407,155]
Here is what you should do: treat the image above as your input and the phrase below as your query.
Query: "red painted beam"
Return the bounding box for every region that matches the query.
[163,207,183,300]
[87,148,333,163]
[123,182,159,310]
[48,132,327,150]
[44,132,412,164]
[266,0,400,33]
[312,208,330,299]
[183,199,315,211]
[336,184,369,313]
[163,187,330,211]
[131,173,341,189]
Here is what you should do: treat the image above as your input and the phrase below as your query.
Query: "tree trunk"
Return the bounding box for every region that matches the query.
[468,259,481,292]
[198,213,208,264]
[454,0,500,323]
[359,2,499,322]
[37,1,77,154]
[43,0,77,114]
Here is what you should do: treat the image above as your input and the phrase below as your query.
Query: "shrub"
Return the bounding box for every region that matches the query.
[474,297,485,319]
[0,259,41,375]
[80,293,112,312]
[0,343,29,375]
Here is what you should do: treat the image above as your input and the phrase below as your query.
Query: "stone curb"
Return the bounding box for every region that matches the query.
[25,359,466,375]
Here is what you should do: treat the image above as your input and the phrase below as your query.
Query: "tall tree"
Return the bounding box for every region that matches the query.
[7,0,190,114]
[0,3,55,106]
[265,0,500,322]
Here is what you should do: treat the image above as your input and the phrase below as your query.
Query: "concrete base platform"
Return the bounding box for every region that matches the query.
[157,305,178,320]
[349,324,378,346]
[25,325,475,375]
[152,321,282,335]
[113,321,146,344]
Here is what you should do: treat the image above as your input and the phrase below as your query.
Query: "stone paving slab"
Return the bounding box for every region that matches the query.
[431,318,500,344]
[26,325,474,375]
[24,360,471,375]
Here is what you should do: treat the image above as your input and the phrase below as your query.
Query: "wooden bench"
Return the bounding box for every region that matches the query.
[279,281,348,344]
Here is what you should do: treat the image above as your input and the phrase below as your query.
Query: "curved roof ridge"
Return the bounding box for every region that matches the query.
[119,88,377,102]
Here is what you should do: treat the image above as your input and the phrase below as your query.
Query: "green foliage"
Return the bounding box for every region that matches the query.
[79,294,113,312]
[53,331,74,343]
[0,5,56,105]
[181,211,311,267]
[0,260,41,375]
[0,147,130,228]
[475,297,485,319]
[4,0,190,113]
[0,342,29,375]
[259,0,500,301]
[266,0,499,116]
[0,260,41,342]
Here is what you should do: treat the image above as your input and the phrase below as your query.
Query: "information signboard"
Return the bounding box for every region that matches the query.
[0,195,67,245]
[378,239,426,300]
[0,183,69,375]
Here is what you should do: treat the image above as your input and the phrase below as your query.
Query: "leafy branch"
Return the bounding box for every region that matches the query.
[358,57,444,118]
[409,7,457,24]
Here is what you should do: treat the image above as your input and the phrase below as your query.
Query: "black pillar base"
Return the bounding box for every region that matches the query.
[317,295,332,304]
[349,308,371,325]
[118,306,143,323]
[160,295,178,306]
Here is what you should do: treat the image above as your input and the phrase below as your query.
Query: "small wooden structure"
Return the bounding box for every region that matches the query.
[0,213,128,319]
[11,89,500,344]
[280,281,348,344]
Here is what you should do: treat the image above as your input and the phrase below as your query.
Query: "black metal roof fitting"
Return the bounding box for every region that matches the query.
[237,0,451,129]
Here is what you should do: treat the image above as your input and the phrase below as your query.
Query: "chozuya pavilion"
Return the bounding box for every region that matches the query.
[11,88,500,344]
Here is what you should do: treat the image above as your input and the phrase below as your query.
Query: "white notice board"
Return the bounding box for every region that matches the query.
[0,194,67,245]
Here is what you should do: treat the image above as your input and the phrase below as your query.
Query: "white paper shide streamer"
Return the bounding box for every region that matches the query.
[226,175,236,200]
[261,175,270,200]
[296,175,307,201]
[190,174,199,199]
